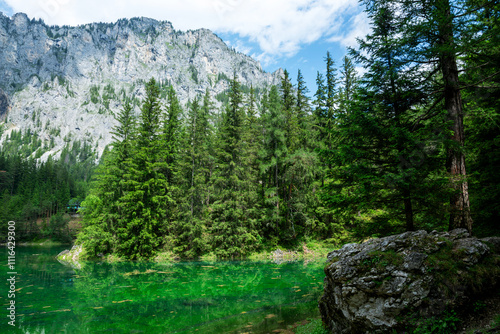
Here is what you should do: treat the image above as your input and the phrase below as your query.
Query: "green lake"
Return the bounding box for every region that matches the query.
[1,246,326,333]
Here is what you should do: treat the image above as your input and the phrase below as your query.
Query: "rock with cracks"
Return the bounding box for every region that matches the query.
[319,229,500,333]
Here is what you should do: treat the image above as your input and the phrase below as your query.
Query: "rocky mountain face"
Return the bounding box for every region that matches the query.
[0,12,282,160]
[319,229,500,333]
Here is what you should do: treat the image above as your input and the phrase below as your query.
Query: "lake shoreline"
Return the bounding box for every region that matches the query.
[55,241,335,265]
[0,239,71,247]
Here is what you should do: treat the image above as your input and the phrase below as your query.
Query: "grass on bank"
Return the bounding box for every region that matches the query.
[63,237,341,264]
[293,318,328,334]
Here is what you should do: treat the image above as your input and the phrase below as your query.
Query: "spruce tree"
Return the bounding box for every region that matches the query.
[296,70,312,149]
[338,56,357,116]
[175,94,213,257]
[260,86,287,238]
[324,52,337,154]
[163,86,183,187]
[211,74,260,257]
[200,88,216,213]
[313,72,327,143]
[382,0,495,232]
[281,70,298,153]
[117,78,170,259]
[435,0,473,231]
[244,86,263,203]
[79,102,136,257]
[462,0,500,233]
[324,2,448,233]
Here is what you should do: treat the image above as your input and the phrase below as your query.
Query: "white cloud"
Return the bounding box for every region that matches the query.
[328,10,371,48]
[5,0,362,58]
[224,38,253,56]
[253,52,279,67]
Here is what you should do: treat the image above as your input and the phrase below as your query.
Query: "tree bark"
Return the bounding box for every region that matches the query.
[437,0,473,233]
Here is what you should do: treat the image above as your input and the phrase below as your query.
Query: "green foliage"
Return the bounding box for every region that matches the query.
[321,0,453,233]
[43,212,71,242]
[410,310,460,334]
[281,69,298,152]
[360,250,404,272]
[89,85,100,104]
[215,90,229,104]
[296,69,312,149]
[217,72,230,83]
[174,90,214,258]
[189,64,199,84]
[295,318,328,334]
[1,128,45,159]
[78,102,136,258]
[462,0,500,235]
[473,301,486,313]
[424,241,500,298]
[102,83,116,108]
[492,314,500,328]
[0,148,93,241]
[79,79,179,260]
[13,0,498,257]
[120,79,170,259]
[210,73,262,257]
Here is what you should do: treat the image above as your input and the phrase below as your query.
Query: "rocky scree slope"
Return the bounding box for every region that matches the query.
[319,229,500,333]
[0,12,282,160]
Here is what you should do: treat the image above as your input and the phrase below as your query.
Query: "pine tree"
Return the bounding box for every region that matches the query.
[211,74,261,257]
[244,86,263,196]
[117,78,170,259]
[296,70,312,149]
[79,102,136,257]
[313,71,327,145]
[462,0,500,233]
[338,56,357,116]
[281,70,298,153]
[323,2,448,233]
[163,86,183,187]
[387,0,493,232]
[175,94,213,257]
[260,85,287,238]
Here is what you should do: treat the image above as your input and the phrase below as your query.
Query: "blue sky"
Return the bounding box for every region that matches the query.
[0,0,370,95]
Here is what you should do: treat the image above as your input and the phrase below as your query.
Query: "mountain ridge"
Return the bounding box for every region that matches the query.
[0,12,283,160]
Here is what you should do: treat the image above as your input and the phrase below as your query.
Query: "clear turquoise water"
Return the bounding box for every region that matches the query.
[1,246,325,333]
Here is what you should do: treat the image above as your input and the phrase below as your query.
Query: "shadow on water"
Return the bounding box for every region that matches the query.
[1,246,325,333]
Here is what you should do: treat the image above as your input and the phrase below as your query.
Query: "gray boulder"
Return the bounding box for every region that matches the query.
[319,229,500,333]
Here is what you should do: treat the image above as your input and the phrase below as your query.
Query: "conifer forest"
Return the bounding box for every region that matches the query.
[0,0,499,261]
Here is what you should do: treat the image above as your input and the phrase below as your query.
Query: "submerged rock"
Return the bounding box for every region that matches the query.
[269,248,299,264]
[57,244,84,269]
[319,229,500,333]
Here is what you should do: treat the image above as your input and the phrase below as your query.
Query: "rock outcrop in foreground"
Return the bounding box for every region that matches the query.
[319,229,500,333]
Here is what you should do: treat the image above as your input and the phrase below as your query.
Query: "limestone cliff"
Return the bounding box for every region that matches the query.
[0,12,282,160]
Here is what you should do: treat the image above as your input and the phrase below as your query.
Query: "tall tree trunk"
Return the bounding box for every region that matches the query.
[437,0,473,233]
